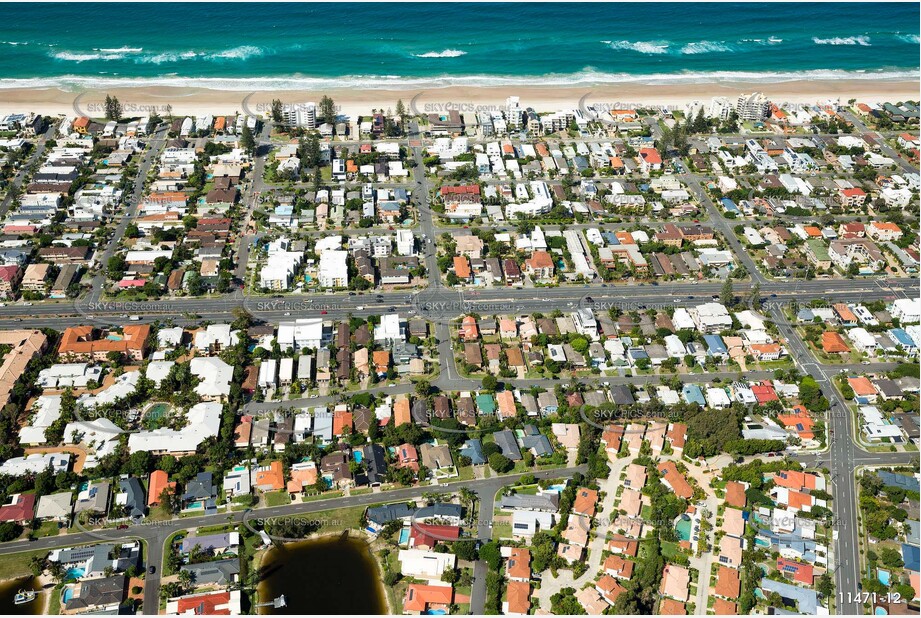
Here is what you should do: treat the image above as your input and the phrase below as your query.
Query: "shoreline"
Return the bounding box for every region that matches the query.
[0,79,917,118]
[254,531,391,615]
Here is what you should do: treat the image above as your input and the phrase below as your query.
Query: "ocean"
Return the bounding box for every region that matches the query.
[0,2,917,90]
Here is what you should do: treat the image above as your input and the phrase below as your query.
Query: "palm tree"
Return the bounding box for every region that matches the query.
[177,569,194,591]
[459,488,477,510]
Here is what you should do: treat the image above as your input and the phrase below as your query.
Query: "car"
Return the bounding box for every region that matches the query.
[349,292,356,296]
[356,306,364,311]
[770,294,777,298]
[601,284,607,288]
[389,307,396,312]
[584,296,594,304]
[148,566,156,574]
[117,524,129,530]
[284,312,291,316]
[673,298,680,303]
[687,295,694,299]
[441,483,449,487]
[320,310,327,315]
[861,360,871,365]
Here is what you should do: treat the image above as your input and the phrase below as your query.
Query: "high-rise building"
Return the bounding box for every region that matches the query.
[735,92,771,121]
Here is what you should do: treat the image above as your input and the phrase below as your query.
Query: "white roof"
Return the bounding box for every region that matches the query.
[145,360,175,386]
[19,395,62,445]
[672,308,696,330]
[78,371,140,409]
[36,492,73,519]
[194,324,240,352]
[0,452,71,476]
[128,401,222,454]
[190,356,234,398]
[397,549,456,580]
[706,387,731,407]
[374,313,403,342]
[157,326,184,348]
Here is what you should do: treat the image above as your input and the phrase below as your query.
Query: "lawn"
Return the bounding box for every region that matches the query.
[455,465,475,482]
[298,504,368,532]
[0,548,50,578]
[264,490,291,507]
[491,521,512,540]
[34,520,62,538]
[661,541,679,559]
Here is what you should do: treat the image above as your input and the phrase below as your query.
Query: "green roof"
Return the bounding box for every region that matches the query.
[475,393,496,414]
[806,238,830,261]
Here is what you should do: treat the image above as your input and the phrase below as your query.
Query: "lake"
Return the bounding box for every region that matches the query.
[257,535,387,615]
[0,576,46,615]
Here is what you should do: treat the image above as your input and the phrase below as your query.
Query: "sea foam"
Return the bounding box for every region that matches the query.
[413,49,467,58]
[812,36,871,46]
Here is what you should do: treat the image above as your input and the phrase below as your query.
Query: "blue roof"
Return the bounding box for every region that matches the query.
[459,439,486,466]
[889,328,916,348]
[628,347,649,360]
[759,578,817,614]
[902,542,920,572]
[682,384,706,406]
[878,471,920,493]
[704,334,728,354]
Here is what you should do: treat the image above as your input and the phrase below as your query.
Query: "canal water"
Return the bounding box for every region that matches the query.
[257,535,387,615]
[0,576,46,615]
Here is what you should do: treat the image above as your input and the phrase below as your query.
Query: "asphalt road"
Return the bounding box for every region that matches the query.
[0,464,585,613]
[0,118,916,615]
[0,121,57,218]
[770,304,918,614]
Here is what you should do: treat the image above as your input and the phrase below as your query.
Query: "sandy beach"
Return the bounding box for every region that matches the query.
[0,80,917,118]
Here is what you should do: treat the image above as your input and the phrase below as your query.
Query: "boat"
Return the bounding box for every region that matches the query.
[14,589,37,605]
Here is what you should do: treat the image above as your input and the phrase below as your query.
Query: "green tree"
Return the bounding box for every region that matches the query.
[270,99,284,124]
[720,277,734,306]
[319,95,336,126]
[478,541,502,571]
[749,282,761,309]
[488,453,513,474]
[240,124,256,156]
[104,94,122,121]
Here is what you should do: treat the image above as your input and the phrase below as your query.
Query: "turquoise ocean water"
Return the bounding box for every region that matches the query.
[0,2,917,90]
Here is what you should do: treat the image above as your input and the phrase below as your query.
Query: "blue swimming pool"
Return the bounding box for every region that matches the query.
[65,567,85,580]
[875,607,888,615]
[398,528,410,544]
[676,515,692,541]
[878,569,891,586]
[424,610,446,615]
[353,451,363,463]
[62,587,74,603]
